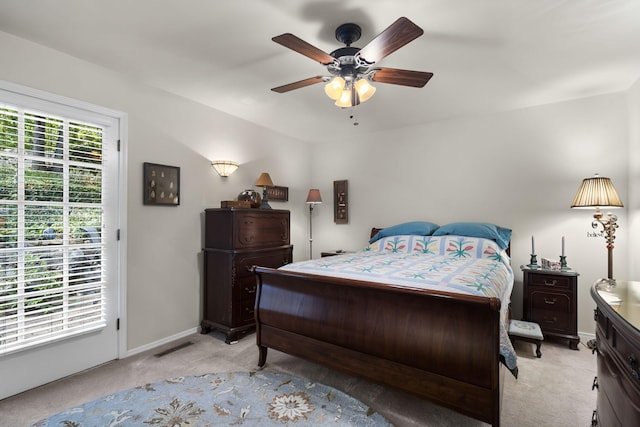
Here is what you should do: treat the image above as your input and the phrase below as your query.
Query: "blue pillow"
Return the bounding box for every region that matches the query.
[432,222,512,250]
[369,221,440,244]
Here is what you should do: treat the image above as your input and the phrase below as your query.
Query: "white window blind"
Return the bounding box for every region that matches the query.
[0,104,106,356]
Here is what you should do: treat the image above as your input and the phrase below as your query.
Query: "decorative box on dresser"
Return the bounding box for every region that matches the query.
[591,280,640,426]
[201,208,292,343]
[521,266,580,349]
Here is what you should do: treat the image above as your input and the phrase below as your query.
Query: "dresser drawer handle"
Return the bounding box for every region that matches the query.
[629,354,640,380]
[544,280,557,286]
[244,287,256,294]
[544,297,557,305]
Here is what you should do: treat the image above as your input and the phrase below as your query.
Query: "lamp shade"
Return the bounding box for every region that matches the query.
[354,78,376,103]
[255,172,274,188]
[335,88,353,108]
[211,160,238,177]
[306,189,322,204]
[571,174,623,209]
[324,77,345,100]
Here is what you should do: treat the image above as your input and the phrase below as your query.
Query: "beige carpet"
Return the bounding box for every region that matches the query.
[0,331,596,427]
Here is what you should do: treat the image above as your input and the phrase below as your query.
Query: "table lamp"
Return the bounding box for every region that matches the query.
[255,173,274,209]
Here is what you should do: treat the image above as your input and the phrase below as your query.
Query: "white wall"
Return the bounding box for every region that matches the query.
[628,79,640,278]
[309,93,631,336]
[0,31,313,351]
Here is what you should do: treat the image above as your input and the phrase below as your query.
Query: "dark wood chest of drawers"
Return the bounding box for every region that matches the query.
[591,280,640,426]
[522,267,580,349]
[201,208,292,343]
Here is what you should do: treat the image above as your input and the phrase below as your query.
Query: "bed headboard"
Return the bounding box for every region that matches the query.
[370,227,383,239]
[370,227,511,257]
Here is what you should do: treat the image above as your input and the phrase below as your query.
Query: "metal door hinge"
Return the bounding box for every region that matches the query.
[116,318,120,330]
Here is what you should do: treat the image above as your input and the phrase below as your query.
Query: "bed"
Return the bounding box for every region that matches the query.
[252,222,517,427]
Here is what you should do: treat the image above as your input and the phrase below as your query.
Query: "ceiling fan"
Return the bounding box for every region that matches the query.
[271,17,433,108]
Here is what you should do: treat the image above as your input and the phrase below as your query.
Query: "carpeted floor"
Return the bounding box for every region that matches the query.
[1,331,597,427]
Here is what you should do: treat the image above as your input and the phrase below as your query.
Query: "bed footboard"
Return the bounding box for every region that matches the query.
[253,266,504,426]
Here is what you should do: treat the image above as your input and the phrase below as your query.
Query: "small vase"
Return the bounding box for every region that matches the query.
[238,189,261,208]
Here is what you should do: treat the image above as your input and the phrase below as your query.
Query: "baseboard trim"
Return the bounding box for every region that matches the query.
[579,331,595,344]
[126,327,198,358]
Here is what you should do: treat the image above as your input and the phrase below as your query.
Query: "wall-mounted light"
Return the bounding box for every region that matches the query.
[211,160,239,177]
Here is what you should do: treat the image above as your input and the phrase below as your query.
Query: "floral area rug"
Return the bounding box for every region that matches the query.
[32,371,393,426]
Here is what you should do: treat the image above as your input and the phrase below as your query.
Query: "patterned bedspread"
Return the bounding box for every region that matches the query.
[280,235,518,373]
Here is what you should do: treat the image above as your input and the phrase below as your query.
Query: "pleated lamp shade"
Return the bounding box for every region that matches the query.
[571,175,623,209]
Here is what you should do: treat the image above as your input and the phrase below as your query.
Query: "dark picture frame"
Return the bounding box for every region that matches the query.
[143,162,180,206]
[266,186,289,202]
[334,179,348,224]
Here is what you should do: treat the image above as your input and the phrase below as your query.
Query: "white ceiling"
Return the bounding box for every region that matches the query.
[2,0,640,144]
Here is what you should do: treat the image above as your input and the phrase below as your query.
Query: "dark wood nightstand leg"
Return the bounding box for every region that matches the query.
[569,338,580,350]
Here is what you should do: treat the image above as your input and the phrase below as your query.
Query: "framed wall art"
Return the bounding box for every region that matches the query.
[143,162,180,206]
[334,179,348,224]
[266,185,289,202]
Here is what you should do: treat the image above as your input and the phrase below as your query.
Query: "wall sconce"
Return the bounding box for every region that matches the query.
[211,160,239,177]
[570,173,623,283]
[306,189,323,259]
[255,172,275,209]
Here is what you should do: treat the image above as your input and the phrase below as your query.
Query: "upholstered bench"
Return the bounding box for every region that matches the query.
[508,319,543,358]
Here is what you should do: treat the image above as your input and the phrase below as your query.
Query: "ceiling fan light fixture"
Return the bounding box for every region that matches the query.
[354,78,376,103]
[324,76,345,100]
[335,88,353,107]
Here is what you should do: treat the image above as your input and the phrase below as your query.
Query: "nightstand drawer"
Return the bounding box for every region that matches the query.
[530,290,571,311]
[527,272,572,289]
[530,291,571,332]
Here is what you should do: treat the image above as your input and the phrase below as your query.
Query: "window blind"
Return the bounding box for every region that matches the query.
[0,105,106,356]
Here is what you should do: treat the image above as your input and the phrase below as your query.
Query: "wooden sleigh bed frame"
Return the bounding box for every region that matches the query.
[252,229,510,427]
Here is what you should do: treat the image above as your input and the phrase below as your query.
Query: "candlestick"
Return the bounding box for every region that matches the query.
[529,254,539,269]
[531,235,535,255]
[560,255,568,271]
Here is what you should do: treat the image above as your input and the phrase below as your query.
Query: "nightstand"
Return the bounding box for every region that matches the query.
[321,250,354,257]
[521,266,580,349]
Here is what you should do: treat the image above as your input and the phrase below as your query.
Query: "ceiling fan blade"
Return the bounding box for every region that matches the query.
[358,17,424,64]
[271,76,325,93]
[272,33,335,65]
[371,68,433,88]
